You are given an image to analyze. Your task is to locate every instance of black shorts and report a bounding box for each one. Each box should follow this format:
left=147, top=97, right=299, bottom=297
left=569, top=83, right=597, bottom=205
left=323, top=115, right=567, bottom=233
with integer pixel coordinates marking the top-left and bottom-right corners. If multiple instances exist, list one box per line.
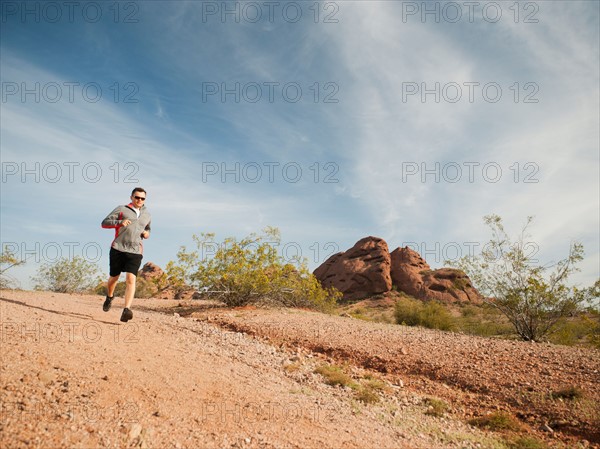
left=109, top=248, right=143, bottom=277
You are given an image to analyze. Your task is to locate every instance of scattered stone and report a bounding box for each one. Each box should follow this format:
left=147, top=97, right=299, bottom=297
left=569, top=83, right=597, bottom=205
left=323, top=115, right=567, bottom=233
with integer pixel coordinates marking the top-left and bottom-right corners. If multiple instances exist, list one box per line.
left=128, top=423, right=142, bottom=441
left=38, top=371, right=56, bottom=385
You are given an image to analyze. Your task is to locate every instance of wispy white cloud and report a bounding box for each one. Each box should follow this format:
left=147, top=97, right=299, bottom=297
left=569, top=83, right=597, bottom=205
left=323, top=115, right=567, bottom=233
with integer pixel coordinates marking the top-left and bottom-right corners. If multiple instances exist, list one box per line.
left=1, top=1, right=597, bottom=289
left=311, top=2, right=599, bottom=283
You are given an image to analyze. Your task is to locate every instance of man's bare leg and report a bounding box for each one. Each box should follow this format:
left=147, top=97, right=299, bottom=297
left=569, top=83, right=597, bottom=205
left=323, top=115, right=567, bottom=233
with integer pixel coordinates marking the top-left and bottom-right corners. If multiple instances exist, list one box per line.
left=103, top=274, right=120, bottom=312
left=124, top=272, right=136, bottom=309
left=107, top=275, right=119, bottom=297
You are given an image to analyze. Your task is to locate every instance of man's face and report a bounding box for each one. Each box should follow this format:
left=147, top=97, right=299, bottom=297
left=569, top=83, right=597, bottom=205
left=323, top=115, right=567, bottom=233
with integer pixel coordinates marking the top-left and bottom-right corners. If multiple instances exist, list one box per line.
left=131, top=191, right=146, bottom=208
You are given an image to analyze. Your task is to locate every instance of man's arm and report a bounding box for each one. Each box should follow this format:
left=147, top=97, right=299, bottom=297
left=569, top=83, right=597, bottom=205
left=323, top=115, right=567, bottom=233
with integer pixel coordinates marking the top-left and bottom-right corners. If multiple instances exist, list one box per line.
left=142, top=220, right=151, bottom=239
left=101, top=206, right=123, bottom=229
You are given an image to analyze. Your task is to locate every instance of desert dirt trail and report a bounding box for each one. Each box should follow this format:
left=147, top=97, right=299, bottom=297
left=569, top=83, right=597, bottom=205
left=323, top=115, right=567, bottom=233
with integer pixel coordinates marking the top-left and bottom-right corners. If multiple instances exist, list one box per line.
left=1, top=290, right=598, bottom=449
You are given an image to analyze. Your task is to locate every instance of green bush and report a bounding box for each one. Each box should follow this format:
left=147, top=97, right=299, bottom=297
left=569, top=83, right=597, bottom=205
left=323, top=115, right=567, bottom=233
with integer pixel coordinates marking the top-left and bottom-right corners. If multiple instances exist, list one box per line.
left=355, top=386, right=380, bottom=404
left=460, top=304, right=478, bottom=317
left=550, top=386, right=584, bottom=400
left=423, top=397, right=450, bottom=417
left=468, top=412, right=522, bottom=431
left=446, top=214, right=599, bottom=342
left=548, top=313, right=600, bottom=347
left=456, top=303, right=514, bottom=337
left=32, top=256, right=102, bottom=294
left=314, top=364, right=355, bottom=387
left=393, top=295, right=599, bottom=344
left=167, top=227, right=341, bottom=311
left=0, top=246, right=25, bottom=289
left=394, top=296, right=455, bottom=331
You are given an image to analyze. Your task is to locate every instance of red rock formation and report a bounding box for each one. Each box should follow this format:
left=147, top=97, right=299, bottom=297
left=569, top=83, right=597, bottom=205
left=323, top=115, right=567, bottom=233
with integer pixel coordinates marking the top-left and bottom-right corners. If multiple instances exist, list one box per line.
left=313, top=236, right=392, bottom=301
left=138, top=262, right=197, bottom=300
left=138, top=262, right=164, bottom=282
left=390, top=246, right=481, bottom=303
left=390, top=247, right=430, bottom=299
left=314, top=240, right=481, bottom=303
left=420, top=268, right=481, bottom=303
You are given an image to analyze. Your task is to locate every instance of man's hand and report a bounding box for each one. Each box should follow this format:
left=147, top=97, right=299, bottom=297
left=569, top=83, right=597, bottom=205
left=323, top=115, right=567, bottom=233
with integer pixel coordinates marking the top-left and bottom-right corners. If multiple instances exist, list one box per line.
left=141, top=231, right=149, bottom=239
left=121, top=219, right=131, bottom=227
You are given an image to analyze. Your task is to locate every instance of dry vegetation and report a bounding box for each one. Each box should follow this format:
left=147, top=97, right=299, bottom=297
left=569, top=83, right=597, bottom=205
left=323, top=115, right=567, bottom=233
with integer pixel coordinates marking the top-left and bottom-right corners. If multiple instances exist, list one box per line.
left=339, top=291, right=600, bottom=349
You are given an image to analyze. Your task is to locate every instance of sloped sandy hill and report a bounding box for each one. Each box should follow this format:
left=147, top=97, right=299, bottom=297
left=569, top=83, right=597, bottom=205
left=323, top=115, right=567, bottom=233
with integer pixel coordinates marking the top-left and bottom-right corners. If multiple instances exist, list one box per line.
left=1, top=290, right=598, bottom=448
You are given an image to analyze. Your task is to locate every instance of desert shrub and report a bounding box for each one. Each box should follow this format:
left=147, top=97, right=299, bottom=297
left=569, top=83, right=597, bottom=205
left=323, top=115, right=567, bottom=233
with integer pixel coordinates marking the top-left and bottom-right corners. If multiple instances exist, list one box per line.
left=355, top=386, right=380, bottom=404
left=455, top=302, right=599, bottom=346
left=394, top=296, right=455, bottom=331
left=588, top=305, right=600, bottom=340
left=375, top=312, right=394, bottom=324
left=423, top=397, right=450, bottom=417
left=456, top=303, right=514, bottom=337
left=0, top=246, right=25, bottom=289
left=348, top=307, right=372, bottom=321
left=460, top=304, right=478, bottom=317
left=32, top=256, right=102, bottom=294
left=283, top=362, right=301, bottom=373
left=314, top=364, right=355, bottom=388
left=468, top=412, right=522, bottom=431
left=550, top=386, right=584, bottom=400
left=361, top=376, right=389, bottom=394
left=547, top=312, right=600, bottom=347
left=447, top=215, right=599, bottom=342
left=394, top=296, right=425, bottom=326
left=167, top=227, right=341, bottom=311
left=419, top=301, right=455, bottom=331
left=355, top=375, right=388, bottom=404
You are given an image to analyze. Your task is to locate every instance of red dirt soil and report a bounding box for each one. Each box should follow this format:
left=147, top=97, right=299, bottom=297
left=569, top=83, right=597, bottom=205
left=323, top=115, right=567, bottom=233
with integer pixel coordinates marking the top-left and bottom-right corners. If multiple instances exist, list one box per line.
left=1, top=290, right=598, bottom=448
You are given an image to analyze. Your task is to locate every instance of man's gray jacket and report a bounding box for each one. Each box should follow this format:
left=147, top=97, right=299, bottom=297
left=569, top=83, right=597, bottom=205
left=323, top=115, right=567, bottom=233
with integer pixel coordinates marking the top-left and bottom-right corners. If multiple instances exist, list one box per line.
left=101, top=203, right=151, bottom=255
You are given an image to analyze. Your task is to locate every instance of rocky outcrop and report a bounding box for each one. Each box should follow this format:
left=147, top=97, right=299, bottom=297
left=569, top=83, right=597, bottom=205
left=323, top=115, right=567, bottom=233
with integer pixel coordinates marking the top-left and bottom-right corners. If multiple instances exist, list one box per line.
left=313, top=236, right=392, bottom=301
left=419, top=267, right=481, bottom=303
left=138, top=262, right=164, bottom=282
left=389, top=247, right=430, bottom=299
left=138, top=262, right=197, bottom=300
left=314, top=240, right=481, bottom=303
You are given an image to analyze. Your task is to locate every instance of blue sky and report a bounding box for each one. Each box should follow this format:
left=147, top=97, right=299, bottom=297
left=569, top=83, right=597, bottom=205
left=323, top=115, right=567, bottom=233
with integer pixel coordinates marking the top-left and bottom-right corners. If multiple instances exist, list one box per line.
left=1, top=1, right=599, bottom=290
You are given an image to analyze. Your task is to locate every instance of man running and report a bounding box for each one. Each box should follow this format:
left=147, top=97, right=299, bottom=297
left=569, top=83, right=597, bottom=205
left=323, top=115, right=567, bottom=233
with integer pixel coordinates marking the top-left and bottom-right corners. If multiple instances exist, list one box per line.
left=101, top=187, right=151, bottom=322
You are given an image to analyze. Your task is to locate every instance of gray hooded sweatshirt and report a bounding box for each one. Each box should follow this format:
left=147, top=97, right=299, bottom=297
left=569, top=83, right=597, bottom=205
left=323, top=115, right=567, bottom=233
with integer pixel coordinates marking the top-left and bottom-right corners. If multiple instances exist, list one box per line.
left=101, top=203, right=151, bottom=255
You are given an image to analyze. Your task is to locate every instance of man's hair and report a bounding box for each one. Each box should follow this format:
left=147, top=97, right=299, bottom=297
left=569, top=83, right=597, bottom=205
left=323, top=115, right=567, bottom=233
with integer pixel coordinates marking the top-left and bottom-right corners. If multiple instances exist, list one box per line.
left=131, top=187, right=146, bottom=196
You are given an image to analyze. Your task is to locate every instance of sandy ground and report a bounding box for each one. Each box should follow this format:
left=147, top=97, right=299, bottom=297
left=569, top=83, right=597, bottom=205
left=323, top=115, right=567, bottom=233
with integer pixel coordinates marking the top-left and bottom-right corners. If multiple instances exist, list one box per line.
left=1, top=290, right=598, bottom=449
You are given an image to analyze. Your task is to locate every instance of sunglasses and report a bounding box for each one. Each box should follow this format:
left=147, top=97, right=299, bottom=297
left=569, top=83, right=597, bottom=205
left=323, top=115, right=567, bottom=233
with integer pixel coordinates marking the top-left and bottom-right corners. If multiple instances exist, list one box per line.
left=134, top=196, right=146, bottom=201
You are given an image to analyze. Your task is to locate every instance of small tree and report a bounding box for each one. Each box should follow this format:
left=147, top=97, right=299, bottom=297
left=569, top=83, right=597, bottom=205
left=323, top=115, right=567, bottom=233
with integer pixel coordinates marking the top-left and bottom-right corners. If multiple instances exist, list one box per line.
left=167, top=227, right=341, bottom=311
left=0, top=246, right=25, bottom=289
left=447, top=215, right=599, bottom=342
left=33, top=256, right=102, bottom=294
